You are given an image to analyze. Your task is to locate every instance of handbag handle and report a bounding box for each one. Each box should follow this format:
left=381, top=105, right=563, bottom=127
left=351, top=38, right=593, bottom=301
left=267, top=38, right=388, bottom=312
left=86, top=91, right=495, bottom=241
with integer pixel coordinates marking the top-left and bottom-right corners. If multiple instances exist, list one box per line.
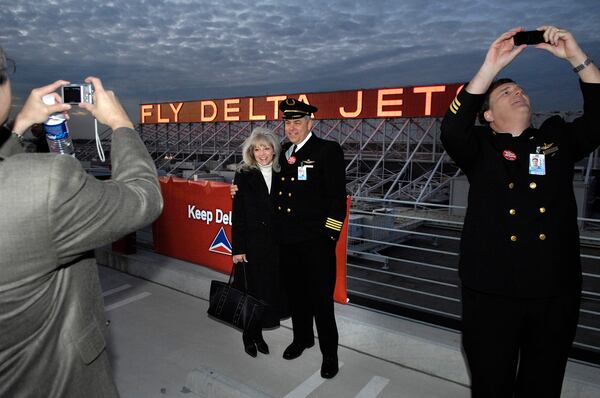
left=228, top=262, right=249, bottom=292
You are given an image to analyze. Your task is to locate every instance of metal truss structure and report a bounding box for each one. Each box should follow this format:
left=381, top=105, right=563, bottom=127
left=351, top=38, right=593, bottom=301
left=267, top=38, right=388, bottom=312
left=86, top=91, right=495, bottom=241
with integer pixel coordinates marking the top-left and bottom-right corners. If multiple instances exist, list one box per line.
left=76, top=111, right=597, bottom=205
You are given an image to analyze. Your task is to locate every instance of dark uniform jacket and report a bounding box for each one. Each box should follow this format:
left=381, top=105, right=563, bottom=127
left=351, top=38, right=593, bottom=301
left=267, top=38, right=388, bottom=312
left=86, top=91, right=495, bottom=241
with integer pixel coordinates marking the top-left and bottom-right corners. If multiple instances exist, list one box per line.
left=441, top=81, right=600, bottom=298
left=273, top=134, right=347, bottom=244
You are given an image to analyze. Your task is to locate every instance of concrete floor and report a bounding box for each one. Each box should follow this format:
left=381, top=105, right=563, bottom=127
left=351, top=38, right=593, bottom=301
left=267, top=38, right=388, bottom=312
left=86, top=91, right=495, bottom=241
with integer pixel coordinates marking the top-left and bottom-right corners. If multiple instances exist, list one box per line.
left=97, top=245, right=600, bottom=398
left=100, top=266, right=469, bottom=398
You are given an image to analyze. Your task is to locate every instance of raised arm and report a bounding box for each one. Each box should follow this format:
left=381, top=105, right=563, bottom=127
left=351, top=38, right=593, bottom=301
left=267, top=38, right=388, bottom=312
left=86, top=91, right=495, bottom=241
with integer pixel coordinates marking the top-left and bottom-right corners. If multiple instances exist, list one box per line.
left=535, top=26, right=600, bottom=84
left=467, top=27, right=526, bottom=94
left=49, top=77, right=162, bottom=264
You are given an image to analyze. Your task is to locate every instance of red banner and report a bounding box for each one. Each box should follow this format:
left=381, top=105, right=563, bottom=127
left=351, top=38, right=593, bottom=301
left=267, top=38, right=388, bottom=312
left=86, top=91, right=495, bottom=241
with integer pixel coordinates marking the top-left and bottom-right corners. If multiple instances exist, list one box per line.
left=140, top=83, right=464, bottom=124
left=152, top=177, right=350, bottom=303
left=153, top=177, right=234, bottom=273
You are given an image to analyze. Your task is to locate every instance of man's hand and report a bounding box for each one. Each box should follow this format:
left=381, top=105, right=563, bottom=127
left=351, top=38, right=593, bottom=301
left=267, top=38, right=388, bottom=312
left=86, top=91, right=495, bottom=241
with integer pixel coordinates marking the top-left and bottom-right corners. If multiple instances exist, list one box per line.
left=233, top=254, right=247, bottom=263
left=536, top=26, right=582, bottom=61
left=483, top=27, right=526, bottom=72
left=535, top=26, right=600, bottom=84
left=79, top=76, right=134, bottom=131
left=467, top=27, right=526, bottom=95
left=12, top=80, right=71, bottom=135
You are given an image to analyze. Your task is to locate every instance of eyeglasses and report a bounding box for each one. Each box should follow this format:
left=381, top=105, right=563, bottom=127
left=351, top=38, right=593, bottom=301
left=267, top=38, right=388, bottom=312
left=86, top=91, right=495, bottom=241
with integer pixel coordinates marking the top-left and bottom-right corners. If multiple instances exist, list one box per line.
left=0, top=58, right=16, bottom=85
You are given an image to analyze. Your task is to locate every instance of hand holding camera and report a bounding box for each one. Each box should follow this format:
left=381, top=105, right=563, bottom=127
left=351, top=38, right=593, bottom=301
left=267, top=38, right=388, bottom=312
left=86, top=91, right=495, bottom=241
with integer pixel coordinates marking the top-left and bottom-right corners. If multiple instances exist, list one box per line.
left=78, top=76, right=133, bottom=131
left=12, top=80, right=71, bottom=135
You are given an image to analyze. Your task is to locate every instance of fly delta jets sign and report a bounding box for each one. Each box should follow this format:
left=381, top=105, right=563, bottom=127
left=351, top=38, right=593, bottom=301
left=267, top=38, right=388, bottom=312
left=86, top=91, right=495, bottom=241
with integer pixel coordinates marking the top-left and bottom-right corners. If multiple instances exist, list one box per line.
left=140, top=83, right=464, bottom=124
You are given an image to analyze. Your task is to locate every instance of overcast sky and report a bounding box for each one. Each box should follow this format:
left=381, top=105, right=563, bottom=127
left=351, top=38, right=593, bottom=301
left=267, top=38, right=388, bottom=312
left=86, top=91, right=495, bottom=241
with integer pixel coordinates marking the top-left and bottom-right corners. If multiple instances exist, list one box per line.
left=2, top=0, right=599, bottom=138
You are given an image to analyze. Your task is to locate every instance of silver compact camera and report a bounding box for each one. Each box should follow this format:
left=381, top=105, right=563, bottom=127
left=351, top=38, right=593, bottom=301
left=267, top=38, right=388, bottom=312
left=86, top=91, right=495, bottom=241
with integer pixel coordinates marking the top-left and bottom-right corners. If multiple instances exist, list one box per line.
left=61, top=83, right=94, bottom=104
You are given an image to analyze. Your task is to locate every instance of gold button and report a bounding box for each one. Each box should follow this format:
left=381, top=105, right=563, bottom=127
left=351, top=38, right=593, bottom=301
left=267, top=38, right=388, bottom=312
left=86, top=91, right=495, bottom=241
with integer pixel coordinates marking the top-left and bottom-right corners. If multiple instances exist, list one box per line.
left=287, top=208, right=291, bottom=213
left=279, top=191, right=283, bottom=196
left=539, top=234, right=546, bottom=241
left=509, top=209, right=516, bottom=215
left=510, top=235, right=517, bottom=242
left=281, top=177, right=285, bottom=181
left=291, top=177, right=295, bottom=181
left=539, top=207, right=546, bottom=213
left=529, top=182, right=537, bottom=189
left=288, top=193, right=292, bottom=197
left=508, top=182, right=515, bottom=189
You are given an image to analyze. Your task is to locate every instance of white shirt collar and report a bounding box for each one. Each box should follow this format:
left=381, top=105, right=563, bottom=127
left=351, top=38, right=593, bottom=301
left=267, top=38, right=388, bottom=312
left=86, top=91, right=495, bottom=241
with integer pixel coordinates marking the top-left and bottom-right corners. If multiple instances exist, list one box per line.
left=294, top=131, right=312, bottom=151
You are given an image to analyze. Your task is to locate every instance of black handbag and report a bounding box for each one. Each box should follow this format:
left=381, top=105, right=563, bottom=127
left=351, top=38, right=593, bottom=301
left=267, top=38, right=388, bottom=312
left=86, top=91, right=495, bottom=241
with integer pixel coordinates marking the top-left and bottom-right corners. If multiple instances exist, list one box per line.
left=207, top=263, right=267, bottom=332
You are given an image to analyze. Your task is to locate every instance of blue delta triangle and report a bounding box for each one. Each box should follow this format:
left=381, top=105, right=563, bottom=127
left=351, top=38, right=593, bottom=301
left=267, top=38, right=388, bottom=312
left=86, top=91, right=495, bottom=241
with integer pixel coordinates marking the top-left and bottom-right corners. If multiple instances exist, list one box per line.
left=209, top=226, right=233, bottom=255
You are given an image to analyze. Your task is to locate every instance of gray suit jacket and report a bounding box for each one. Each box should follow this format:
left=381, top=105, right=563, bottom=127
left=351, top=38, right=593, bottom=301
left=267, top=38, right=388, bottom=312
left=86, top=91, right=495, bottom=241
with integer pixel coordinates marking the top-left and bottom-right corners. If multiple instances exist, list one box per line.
left=0, top=128, right=163, bottom=397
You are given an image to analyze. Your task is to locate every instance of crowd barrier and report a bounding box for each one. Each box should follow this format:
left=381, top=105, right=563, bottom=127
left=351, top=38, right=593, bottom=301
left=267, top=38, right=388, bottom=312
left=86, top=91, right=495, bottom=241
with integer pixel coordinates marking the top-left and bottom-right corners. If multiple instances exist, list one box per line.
left=152, top=176, right=350, bottom=303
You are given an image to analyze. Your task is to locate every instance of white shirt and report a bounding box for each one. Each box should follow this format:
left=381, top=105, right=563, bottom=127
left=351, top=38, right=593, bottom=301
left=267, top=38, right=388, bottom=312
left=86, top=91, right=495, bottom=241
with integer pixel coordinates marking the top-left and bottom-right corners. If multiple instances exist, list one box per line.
left=259, top=163, right=272, bottom=193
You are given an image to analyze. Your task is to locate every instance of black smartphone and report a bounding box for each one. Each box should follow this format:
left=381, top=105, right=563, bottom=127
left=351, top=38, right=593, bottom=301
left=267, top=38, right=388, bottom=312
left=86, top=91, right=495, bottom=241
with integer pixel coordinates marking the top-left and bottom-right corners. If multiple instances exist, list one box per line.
left=513, top=30, right=546, bottom=46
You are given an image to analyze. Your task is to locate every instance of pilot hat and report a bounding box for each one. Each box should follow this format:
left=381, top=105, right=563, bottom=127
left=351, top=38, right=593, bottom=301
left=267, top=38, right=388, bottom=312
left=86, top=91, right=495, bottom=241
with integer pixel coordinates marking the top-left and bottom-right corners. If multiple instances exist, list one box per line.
left=279, top=98, right=318, bottom=119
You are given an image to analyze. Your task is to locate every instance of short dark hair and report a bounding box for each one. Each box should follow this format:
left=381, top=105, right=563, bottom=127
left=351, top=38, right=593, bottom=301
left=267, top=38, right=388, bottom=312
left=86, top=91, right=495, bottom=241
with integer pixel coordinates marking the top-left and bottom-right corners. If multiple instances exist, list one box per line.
left=478, top=78, right=515, bottom=125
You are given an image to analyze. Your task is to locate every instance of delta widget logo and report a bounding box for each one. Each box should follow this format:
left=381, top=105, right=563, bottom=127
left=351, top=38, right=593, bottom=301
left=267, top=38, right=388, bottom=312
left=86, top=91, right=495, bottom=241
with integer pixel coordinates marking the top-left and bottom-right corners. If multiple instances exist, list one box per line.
left=208, top=226, right=232, bottom=255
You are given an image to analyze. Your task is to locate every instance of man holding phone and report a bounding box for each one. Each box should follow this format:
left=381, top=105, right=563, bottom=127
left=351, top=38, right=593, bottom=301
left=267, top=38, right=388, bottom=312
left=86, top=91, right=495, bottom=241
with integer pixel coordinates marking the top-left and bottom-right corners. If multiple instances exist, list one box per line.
left=441, top=26, right=600, bottom=397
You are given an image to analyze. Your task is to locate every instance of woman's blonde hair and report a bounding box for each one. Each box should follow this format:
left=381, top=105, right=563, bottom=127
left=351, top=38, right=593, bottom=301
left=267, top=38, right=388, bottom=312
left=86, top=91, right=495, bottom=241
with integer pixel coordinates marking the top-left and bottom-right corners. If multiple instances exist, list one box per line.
left=239, top=127, right=281, bottom=172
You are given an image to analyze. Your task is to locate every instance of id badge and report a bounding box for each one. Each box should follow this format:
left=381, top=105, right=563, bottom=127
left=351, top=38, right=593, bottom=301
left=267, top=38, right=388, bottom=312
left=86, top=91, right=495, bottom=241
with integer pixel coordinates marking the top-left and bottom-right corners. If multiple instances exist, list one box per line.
left=529, top=154, right=546, bottom=175
left=298, top=166, right=307, bottom=180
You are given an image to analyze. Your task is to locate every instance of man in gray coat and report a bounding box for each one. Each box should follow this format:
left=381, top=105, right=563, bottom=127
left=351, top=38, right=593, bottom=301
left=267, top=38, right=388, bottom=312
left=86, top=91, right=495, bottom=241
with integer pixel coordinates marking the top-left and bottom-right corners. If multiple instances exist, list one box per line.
left=0, top=46, right=163, bottom=397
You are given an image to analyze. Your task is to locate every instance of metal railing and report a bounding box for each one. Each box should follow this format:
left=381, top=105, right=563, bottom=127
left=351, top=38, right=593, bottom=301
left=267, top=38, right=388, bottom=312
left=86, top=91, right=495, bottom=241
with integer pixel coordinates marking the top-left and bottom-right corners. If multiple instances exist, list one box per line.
left=346, top=196, right=600, bottom=358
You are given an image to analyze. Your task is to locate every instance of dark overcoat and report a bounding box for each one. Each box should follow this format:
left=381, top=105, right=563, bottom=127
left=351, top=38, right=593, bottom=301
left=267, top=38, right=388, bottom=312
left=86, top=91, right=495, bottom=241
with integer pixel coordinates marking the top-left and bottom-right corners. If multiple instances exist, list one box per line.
left=232, top=167, right=284, bottom=327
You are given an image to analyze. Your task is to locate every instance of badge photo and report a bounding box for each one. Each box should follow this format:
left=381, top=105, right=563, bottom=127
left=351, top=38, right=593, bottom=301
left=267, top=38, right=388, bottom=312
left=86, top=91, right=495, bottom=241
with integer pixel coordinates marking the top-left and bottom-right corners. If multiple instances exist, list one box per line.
left=298, top=165, right=307, bottom=181
left=529, top=154, right=546, bottom=175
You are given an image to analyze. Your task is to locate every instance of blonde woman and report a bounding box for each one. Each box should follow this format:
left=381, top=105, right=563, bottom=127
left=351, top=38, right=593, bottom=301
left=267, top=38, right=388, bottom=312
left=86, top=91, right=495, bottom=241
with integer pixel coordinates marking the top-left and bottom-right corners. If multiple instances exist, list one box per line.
left=232, top=127, right=286, bottom=357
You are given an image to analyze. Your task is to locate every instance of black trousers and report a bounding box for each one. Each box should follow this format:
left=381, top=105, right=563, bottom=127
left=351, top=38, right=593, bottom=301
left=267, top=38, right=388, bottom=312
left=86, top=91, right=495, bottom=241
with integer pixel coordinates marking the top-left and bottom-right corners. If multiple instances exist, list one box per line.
left=461, top=287, right=580, bottom=398
left=280, top=237, right=338, bottom=357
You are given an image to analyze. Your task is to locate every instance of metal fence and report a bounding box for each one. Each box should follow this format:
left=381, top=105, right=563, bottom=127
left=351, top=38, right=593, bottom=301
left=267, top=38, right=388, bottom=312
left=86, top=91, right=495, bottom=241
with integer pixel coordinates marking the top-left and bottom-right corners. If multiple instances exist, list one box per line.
left=346, top=196, right=600, bottom=362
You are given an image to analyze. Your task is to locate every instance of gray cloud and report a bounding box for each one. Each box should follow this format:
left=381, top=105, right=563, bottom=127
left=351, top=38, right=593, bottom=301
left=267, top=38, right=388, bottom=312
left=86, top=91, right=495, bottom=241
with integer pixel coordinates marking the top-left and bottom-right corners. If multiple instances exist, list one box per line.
left=2, top=0, right=599, bottom=138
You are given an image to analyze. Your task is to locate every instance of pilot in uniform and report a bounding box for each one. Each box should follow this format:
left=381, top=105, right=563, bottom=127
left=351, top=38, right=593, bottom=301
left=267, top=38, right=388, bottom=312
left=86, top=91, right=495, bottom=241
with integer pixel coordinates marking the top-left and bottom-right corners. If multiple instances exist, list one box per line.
left=273, top=98, right=347, bottom=379
left=440, top=26, right=600, bottom=397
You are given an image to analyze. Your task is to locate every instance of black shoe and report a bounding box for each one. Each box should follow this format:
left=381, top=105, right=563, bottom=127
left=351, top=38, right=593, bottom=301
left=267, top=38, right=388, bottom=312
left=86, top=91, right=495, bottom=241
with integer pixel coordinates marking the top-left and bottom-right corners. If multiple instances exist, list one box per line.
left=243, top=331, right=257, bottom=358
left=255, top=335, right=269, bottom=355
left=282, top=340, right=315, bottom=360
left=320, top=356, right=339, bottom=379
